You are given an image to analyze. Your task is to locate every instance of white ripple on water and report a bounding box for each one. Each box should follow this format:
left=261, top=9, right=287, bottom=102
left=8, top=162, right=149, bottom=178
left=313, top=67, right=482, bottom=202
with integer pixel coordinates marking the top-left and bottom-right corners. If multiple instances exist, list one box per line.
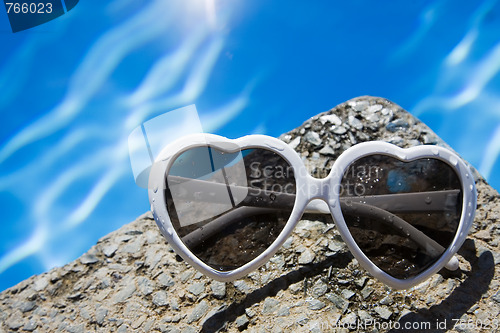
left=200, top=89, right=253, bottom=133
left=148, top=36, right=225, bottom=110
left=64, top=165, right=128, bottom=229
left=32, top=130, right=137, bottom=230
left=412, top=0, right=500, bottom=114
left=0, top=139, right=129, bottom=274
left=445, top=29, right=478, bottom=67
left=388, top=0, right=443, bottom=64
left=0, top=225, right=48, bottom=275
left=445, top=0, right=498, bottom=66
left=0, top=127, right=112, bottom=191
left=413, top=40, right=500, bottom=114
left=33, top=151, right=113, bottom=225
left=125, top=26, right=210, bottom=108
left=449, top=42, right=500, bottom=108
left=0, top=0, right=173, bottom=165
left=125, top=35, right=226, bottom=130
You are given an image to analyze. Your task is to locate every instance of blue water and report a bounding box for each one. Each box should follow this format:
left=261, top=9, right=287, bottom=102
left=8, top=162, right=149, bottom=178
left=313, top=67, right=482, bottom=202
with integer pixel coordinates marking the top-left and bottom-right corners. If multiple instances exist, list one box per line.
left=1, top=0, right=500, bottom=291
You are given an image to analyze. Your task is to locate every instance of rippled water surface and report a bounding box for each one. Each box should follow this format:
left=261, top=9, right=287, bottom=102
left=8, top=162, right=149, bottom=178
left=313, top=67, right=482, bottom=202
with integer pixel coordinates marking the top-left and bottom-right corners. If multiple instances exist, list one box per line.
left=1, top=0, right=499, bottom=291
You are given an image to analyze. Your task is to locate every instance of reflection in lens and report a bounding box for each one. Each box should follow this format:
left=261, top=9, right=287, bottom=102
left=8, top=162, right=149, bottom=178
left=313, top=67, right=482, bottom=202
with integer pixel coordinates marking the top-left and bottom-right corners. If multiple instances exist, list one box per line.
left=340, top=155, right=462, bottom=280
left=165, top=146, right=296, bottom=271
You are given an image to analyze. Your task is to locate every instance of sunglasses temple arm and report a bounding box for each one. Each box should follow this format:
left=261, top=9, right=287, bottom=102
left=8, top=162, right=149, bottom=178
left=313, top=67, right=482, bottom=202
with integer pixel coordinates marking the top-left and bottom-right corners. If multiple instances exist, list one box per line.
left=181, top=201, right=459, bottom=271
left=168, top=175, right=459, bottom=213
left=338, top=190, right=461, bottom=214
left=180, top=206, right=459, bottom=271
left=169, top=176, right=459, bottom=269
left=181, top=206, right=280, bottom=248
left=340, top=201, right=459, bottom=271
left=167, top=175, right=295, bottom=210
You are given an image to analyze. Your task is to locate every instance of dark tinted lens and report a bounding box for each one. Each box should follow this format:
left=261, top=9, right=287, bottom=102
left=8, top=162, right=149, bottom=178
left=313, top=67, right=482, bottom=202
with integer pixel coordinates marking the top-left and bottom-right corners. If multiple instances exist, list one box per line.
left=165, top=146, right=296, bottom=271
left=340, top=155, right=462, bottom=279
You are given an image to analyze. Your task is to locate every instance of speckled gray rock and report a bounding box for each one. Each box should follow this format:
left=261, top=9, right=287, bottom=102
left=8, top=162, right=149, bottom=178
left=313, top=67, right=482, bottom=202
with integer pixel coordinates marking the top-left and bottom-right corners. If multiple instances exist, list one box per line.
left=210, top=281, right=226, bottom=300
left=1, top=96, right=499, bottom=333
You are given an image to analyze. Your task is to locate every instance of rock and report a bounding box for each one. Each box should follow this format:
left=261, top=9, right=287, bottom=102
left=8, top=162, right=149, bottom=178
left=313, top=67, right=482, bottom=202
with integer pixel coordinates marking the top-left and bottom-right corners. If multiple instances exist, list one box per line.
left=355, top=276, right=367, bottom=288
left=210, top=281, right=226, bottom=299
left=180, top=270, right=194, bottom=283
left=328, top=240, right=344, bottom=253
left=380, top=295, right=394, bottom=305
left=357, top=310, right=373, bottom=323
left=18, top=301, right=36, bottom=313
left=340, top=312, right=357, bottom=327
left=311, top=279, right=328, bottom=298
left=388, top=135, right=404, bottom=146
left=374, top=306, right=392, bottom=320
left=121, top=238, right=144, bottom=253
left=113, top=281, right=136, bottom=303
left=319, top=114, right=342, bottom=125
left=492, top=291, right=500, bottom=304
left=262, top=298, right=280, bottom=314
left=332, top=125, right=347, bottom=135
left=361, top=286, right=374, bottom=300
left=157, top=273, right=175, bottom=288
left=351, top=100, right=369, bottom=112
left=296, top=313, right=309, bottom=326
left=102, top=244, right=118, bottom=257
left=386, top=118, right=409, bottom=132
left=0, top=96, right=499, bottom=333
left=298, top=249, right=315, bottom=264
left=23, top=320, right=38, bottom=331
left=289, top=281, right=303, bottom=294
left=341, top=289, right=355, bottom=300
left=233, top=280, right=251, bottom=294
left=245, top=308, right=256, bottom=318
left=67, top=323, right=85, bottom=333
left=318, top=145, right=336, bottom=156
left=6, top=313, right=23, bottom=330
left=80, top=253, right=99, bottom=265
left=304, top=131, right=322, bottom=146
left=288, top=136, right=301, bottom=149
left=307, top=299, right=326, bottom=310
left=475, top=229, right=492, bottom=240
left=326, top=293, right=349, bottom=312
left=423, top=133, right=438, bottom=144
left=33, top=276, right=49, bottom=291
left=152, top=291, right=168, bottom=307
left=277, top=306, right=290, bottom=316
left=235, top=314, right=249, bottom=329
left=187, top=282, right=205, bottom=296
left=137, top=276, right=154, bottom=296
left=187, top=300, right=209, bottom=323
left=348, top=115, right=363, bottom=130
left=96, top=307, right=108, bottom=325
left=368, top=104, right=383, bottom=113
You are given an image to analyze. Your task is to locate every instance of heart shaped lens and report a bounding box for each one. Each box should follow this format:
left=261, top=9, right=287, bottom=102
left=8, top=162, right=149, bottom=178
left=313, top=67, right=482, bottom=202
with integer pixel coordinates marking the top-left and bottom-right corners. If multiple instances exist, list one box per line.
left=165, top=146, right=296, bottom=271
left=340, top=155, right=462, bottom=279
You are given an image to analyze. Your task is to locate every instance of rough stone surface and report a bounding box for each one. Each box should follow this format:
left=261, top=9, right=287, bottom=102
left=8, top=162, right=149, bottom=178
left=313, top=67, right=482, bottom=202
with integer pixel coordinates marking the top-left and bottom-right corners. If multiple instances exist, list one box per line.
left=1, top=96, right=499, bottom=332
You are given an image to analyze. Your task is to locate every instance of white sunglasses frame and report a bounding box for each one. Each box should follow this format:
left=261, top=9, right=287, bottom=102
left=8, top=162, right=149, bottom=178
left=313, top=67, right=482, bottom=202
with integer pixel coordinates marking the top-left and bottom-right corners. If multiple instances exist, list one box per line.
left=148, top=133, right=477, bottom=290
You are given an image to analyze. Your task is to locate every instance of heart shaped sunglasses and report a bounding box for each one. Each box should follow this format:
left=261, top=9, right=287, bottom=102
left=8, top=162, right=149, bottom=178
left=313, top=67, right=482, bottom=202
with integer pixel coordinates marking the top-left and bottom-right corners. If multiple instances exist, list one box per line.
left=147, top=133, right=476, bottom=289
